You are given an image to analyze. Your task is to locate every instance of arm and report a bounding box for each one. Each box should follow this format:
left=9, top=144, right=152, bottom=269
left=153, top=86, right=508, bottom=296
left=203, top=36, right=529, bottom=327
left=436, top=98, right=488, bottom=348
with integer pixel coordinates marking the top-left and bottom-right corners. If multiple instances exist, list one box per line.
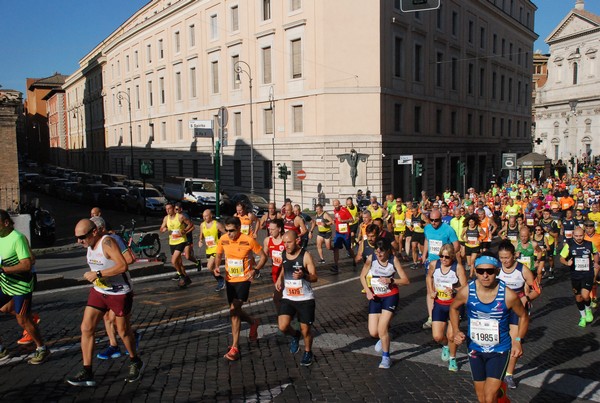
left=181, top=215, right=194, bottom=236
left=505, top=287, right=530, bottom=358
left=159, top=216, right=168, bottom=232
left=422, top=238, right=429, bottom=263
left=425, top=261, right=436, bottom=299
left=359, top=256, right=374, bottom=300
left=84, top=237, right=128, bottom=282
left=296, top=216, right=308, bottom=237
left=522, top=268, right=540, bottom=302
left=198, top=223, right=205, bottom=247
left=297, top=251, right=318, bottom=283
left=250, top=213, right=259, bottom=237
left=1, top=257, right=32, bottom=275
left=455, top=262, right=468, bottom=289
left=392, top=257, right=410, bottom=286
left=450, top=286, right=469, bottom=345
left=355, top=240, right=365, bottom=264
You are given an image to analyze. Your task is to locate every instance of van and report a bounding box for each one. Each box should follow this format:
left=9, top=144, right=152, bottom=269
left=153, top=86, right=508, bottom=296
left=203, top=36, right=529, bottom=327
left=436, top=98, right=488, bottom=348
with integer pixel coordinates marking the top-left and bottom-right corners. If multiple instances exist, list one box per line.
left=101, top=173, right=128, bottom=187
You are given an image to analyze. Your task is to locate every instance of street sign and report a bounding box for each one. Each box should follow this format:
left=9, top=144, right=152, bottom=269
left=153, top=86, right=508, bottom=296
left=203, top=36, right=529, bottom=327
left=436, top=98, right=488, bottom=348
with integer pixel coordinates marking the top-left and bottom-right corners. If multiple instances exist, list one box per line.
left=218, top=107, right=228, bottom=128
left=398, top=155, right=413, bottom=165
left=189, top=120, right=213, bottom=129
left=400, top=0, right=440, bottom=12
left=297, top=169, right=306, bottom=181
left=502, top=153, right=517, bottom=170
left=194, top=128, right=213, bottom=138
left=139, top=160, right=154, bottom=179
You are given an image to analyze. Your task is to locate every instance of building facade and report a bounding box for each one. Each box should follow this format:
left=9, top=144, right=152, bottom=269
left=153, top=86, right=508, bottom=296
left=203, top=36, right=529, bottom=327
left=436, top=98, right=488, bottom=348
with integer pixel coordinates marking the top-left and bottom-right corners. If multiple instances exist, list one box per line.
left=533, top=0, right=600, bottom=165
left=69, top=0, right=536, bottom=206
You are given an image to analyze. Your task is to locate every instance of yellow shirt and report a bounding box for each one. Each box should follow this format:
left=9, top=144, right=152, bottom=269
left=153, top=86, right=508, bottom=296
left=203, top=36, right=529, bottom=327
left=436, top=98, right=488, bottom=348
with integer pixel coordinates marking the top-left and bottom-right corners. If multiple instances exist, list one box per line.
left=588, top=212, right=600, bottom=234
left=392, top=211, right=406, bottom=232
left=201, top=220, right=219, bottom=255
left=167, top=213, right=186, bottom=245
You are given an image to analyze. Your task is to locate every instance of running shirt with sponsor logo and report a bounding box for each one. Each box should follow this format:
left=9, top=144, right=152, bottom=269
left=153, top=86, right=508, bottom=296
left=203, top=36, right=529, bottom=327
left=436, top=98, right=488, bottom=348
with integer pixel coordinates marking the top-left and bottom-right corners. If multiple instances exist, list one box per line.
left=0, top=230, right=33, bottom=296
left=217, top=233, right=263, bottom=282
left=88, top=235, right=132, bottom=295
left=281, top=249, right=314, bottom=301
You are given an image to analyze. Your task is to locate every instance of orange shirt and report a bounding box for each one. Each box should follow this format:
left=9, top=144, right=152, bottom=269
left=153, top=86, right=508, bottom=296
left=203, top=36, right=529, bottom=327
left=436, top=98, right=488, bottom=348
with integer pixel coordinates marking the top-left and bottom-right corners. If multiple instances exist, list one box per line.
left=235, top=213, right=254, bottom=235
left=217, top=233, right=263, bottom=282
left=585, top=233, right=600, bottom=252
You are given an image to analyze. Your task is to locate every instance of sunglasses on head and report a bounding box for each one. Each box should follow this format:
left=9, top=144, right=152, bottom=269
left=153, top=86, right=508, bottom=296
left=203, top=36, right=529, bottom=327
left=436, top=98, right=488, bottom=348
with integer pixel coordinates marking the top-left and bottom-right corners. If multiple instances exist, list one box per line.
left=76, top=228, right=94, bottom=240
left=475, top=268, right=497, bottom=276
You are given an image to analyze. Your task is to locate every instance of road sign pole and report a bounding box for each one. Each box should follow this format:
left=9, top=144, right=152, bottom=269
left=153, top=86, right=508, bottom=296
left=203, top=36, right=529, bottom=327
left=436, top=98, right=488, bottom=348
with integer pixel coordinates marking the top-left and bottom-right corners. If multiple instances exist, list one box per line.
left=215, top=139, right=221, bottom=219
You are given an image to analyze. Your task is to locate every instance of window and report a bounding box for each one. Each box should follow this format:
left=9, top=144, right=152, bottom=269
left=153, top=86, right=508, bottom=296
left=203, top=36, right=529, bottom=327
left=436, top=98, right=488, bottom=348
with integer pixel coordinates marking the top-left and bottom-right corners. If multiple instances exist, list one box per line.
left=177, top=119, right=183, bottom=140
left=126, top=55, right=130, bottom=72
left=211, top=14, right=218, bottom=39
left=161, top=121, right=167, bottom=141
left=467, top=113, right=473, bottom=135
left=262, top=46, right=272, bottom=84
left=493, top=34, right=497, bottom=54
left=414, top=106, right=422, bottom=133
left=231, top=6, right=239, bottom=31
left=451, top=58, right=457, bottom=90
left=148, top=80, right=153, bottom=107
left=290, top=0, right=301, bottom=12
left=262, top=0, right=271, bottom=21
left=292, top=161, right=302, bottom=191
left=480, top=27, right=485, bottom=49
left=509, top=43, right=513, bottom=61
left=468, top=63, right=474, bottom=94
left=500, top=75, right=505, bottom=101
left=174, top=31, right=180, bottom=53
left=232, top=55, right=240, bottom=90
left=189, top=24, right=196, bottom=47
left=211, top=61, right=219, bottom=93
left=234, top=160, right=241, bottom=186
left=501, top=39, right=505, bottom=57
left=492, top=117, right=496, bottom=136
left=158, top=39, right=164, bottom=59
left=479, top=115, right=483, bottom=136
left=414, top=44, right=422, bottom=82
left=264, top=109, right=273, bottom=134
left=263, top=160, right=272, bottom=189
left=516, top=120, right=521, bottom=137
left=518, top=47, right=522, bottom=66
left=436, top=52, right=443, bottom=87
left=452, top=11, right=457, bottom=36
left=134, top=50, right=139, bottom=68
left=435, top=109, right=442, bottom=134
left=175, top=72, right=182, bottom=101
left=517, top=81, right=522, bottom=105
left=451, top=111, right=457, bottom=135
left=159, top=77, right=165, bottom=104
left=468, top=20, right=474, bottom=43
left=137, top=125, right=142, bottom=143
left=147, top=44, right=152, bottom=63
left=135, top=85, right=140, bottom=109
left=394, top=37, right=403, bottom=78
left=292, top=105, right=303, bottom=132
left=573, top=62, right=578, bottom=84
left=508, top=78, right=513, bottom=102
left=479, top=68, right=485, bottom=97
left=394, top=103, right=402, bottom=132
left=492, top=72, right=497, bottom=99
left=291, top=39, right=302, bottom=79
left=190, top=67, right=197, bottom=98
left=500, top=118, right=504, bottom=137
left=234, top=112, right=241, bottom=136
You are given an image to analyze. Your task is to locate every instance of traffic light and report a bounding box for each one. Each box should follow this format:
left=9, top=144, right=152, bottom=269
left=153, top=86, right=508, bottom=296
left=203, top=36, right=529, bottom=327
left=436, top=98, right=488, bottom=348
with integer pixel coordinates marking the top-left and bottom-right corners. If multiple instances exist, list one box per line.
left=457, top=161, right=466, bottom=176
left=400, top=0, right=440, bottom=12
left=414, top=160, right=423, bottom=177
left=278, top=164, right=290, bottom=180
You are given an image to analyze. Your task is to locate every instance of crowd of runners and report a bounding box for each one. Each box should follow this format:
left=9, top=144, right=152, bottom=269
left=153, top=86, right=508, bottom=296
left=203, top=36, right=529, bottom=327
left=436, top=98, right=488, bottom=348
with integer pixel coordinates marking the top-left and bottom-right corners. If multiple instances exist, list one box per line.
left=1, top=168, right=600, bottom=401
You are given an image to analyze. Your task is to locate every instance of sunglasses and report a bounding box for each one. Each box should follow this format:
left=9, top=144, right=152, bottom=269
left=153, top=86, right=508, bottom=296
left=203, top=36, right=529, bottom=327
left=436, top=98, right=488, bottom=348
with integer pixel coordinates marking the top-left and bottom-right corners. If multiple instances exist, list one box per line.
left=475, top=268, right=497, bottom=276
left=431, top=218, right=441, bottom=223
left=76, top=228, right=94, bottom=240
left=225, top=228, right=238, bottom=233
left=584, top=225, right=595, bottom=228
left=439, top=254, right=451, bottom=259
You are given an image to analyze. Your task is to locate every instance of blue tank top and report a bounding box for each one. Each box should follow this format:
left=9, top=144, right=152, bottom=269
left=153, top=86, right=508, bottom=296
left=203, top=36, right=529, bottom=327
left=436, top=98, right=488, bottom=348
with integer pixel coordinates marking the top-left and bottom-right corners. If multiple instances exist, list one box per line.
left=466, top=280, right=511, bottom=353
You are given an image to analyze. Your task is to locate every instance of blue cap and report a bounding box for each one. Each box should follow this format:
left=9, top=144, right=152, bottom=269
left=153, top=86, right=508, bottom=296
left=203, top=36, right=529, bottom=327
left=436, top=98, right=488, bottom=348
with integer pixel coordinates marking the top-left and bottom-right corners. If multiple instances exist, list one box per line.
left=475, top=255, right=500, bottom=268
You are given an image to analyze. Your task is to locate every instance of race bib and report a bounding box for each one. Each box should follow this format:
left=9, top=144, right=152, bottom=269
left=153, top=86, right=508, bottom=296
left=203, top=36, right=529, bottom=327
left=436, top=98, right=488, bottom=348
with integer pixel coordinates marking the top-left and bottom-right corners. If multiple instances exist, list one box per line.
left=565, top=230, right=573, bottom=239
left=227, top=259, right=244, bottom=277
left=338, top=223, right=348, bottom=233
left=405, top=219, right=412, bottom=226
left=205, top=236, right=216, bottom=248
left=517, top=256, right=532, bottom=269
left=435, top=281, right=454, bottom=301
left=508, top=235, right=518, bottom=242
left=285, top=279, right=304, bottom=296
left=467, top=236, right=478, bottom=244
left=574, top=257, right=590, bottom=272
left=171, top=229, right=181, bottom=239
left=241, top=224, right=250, bottom=234
left=317, top=219, right=324, bottom=227
left=429, top=239, right=442, bottom=256
left=413, top=222, right=421, bottom=228
left=271, top=250, right=283, bottom=266
left=395, top=219, right=404, bottom=227
left=526, top=218, right=534, bottom=226
left=470, top=318, right=499, bottom=347
left=371, top=277, right=390, bottom=295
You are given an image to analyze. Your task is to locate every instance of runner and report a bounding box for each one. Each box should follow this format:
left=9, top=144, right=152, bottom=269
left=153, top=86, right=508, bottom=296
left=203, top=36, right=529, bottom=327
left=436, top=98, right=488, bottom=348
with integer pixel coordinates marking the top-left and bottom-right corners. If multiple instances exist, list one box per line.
left=160, top=203, right=193, bottom=287
left=214, top=217, right=268, bottom=361
left=409, top=205, right=427, bottom=269
left=426, top=244, right=467, bottom=372
left=282, top=203, right=307, bottom=241
left=477, top=208, right=497, bottom=253
left=559, top=227, right=599, bottom=327
left=263, top=218, right=285, bottom=309
left=497, top=240, right=540, bottom=389
left=390, top=202, right=408, bottom=259
left=450, top=206, right=466, bottom=265
left=175, top=203, right=201, bottom=271
left=462, top=214, right=486, bottom=278
left=67, top=219, right=143, bottom=386
left=583, top=219, right=600, bottom=309
left=234, top=202, right=259, bottom=237
left=331, top=199, right=356, bottom=273
left=0, top=210, right=50, bottom=364
left=346, top=197, right=360, bottom=248
left=309, top=204, right=333, bottom=264
left=515, top=226, right=542, bottom=283
left=198, top=209, right=226, bottom=292
left=539, top=209, right=560, bottom=279
left=276, top=231, right=318, bottom=366
left=359, top=238, right=409, bottom=369
left=293, top=204, right=311, bottom=250
left=259, top=202, right=281, bottom=237
left=450, top=254, right=529, bottom=403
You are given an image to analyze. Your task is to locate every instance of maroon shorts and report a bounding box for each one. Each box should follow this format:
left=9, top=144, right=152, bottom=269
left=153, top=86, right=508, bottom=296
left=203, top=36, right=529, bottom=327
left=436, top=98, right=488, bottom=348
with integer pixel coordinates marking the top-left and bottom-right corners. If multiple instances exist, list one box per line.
left=87, top=288, right=133, bottom=317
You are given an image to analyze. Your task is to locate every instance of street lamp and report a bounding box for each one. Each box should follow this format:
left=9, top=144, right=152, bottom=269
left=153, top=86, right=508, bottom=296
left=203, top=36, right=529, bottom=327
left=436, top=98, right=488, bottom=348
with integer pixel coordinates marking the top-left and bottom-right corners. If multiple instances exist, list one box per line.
left=267, top=86, right=275, bottom=202
left=234, top=60, right=254, bottom=194
left=117, top=91, right=134, bottom=179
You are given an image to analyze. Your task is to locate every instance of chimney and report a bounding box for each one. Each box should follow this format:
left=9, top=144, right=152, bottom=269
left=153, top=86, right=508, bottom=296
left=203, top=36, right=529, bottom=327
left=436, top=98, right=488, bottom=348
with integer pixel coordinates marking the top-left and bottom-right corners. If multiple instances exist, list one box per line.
left=575, top=0, right=584, bottom=11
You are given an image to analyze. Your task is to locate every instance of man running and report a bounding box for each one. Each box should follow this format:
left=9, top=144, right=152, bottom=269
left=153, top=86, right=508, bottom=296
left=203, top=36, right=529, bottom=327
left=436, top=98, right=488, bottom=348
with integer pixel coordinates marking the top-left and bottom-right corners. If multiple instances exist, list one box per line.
left=331, top=199, right=356, bottom=273
left=276, top=231, right=318, bottom=366
left=199, top=209, right=226, bottom=292
left=309, top=203, right=334, bottom=264
left=0, top=210, right=50, bottom=364
left=215, top=217, right=268, bottom=361
left=160, top=203, right=194, bottom=287
left=67, top=219, right=143, bottom=386
left=175, top=203, right=201, bottom=271
left=264, top=218, right=286, bottom=309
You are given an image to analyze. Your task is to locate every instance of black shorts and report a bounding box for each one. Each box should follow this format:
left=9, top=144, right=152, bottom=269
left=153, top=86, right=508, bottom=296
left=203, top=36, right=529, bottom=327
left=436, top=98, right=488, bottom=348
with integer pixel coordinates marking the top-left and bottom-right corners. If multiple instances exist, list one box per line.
left=170, top=243, right=186, bottom=254
left=226, top=281, right=252, bottom=304
left=349, top=223, right=359, bottom=235
left=481, top=242, right=491, bottom=250
left=206, top=252, right=216, bottom=258
left=279, top=298, right=316, bottom=325
left=404, top=229, right=413, bottom=237
left=394, top=230, right=405, bottom=236
left=571, top=275, right=595, bottom=295
left=411, top=232, right=425, bottom=245
left=317, top=231, right=332, bottom=240
left=465, top=245, right=481, bottom=255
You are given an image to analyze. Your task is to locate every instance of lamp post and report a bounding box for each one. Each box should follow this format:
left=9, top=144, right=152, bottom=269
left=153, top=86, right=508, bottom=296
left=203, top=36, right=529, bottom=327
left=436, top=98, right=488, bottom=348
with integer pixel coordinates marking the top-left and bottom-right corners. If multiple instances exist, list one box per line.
left=267, top=86, right=275, bottom=202
left=234, top=60, right=254, bottom=194
left=117, top=91, right=134, bottom=179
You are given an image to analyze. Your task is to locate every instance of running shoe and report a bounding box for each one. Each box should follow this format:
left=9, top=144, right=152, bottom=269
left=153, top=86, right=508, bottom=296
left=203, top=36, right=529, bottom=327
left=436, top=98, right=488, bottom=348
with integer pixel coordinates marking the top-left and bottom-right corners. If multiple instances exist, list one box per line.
left=171, top=273, right=182, bottom=281
left=249, top=319, right=260, bottom=341
left=422, top=317, right=433, bottom=329
left=97, top=345, right=122, bottom=360
left=378, top=356, right=391, bottom=369
left=504, top=375, right=516, bottom=389
left=0, top=348, right=9, bottom=361
left=17, top=331, right=34, bottom=345
left=178, top=275, right=188, bottom=288
left=441, top=346, right=450, bottom=362
left=318, top=259, right=326, bottom=264
left=28, top=347, right=50, bottom=365
left=224, top=346, right=240, bottom=361
left=184, top=275, right=192, bottom=286
left=448, top=358, right=458, bottom=372
left=214, top=280, right=226, bottom=292
left=547, top=271, right=555, bottom=280
left=374, top=339, right=382, bottom=353
left=67, top=369, right=96, bottom=387
left=579, top=316, right=587, bottom=327
left=289, top=335, right=300, bottom=354
left=585, top=309, right=594, bottom=323
left=300, top=351, right=313, bottom=366
left=330, top=265, right=339, bottom=274
left=125, top=358, right=145, bottom=383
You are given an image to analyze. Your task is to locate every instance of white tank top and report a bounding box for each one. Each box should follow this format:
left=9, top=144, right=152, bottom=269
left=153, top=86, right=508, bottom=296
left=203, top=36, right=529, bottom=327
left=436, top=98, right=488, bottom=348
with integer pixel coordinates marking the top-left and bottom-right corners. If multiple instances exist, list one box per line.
left=87, top=235, right=132, bottom=295
left=497, top=263, right=525, bottom=294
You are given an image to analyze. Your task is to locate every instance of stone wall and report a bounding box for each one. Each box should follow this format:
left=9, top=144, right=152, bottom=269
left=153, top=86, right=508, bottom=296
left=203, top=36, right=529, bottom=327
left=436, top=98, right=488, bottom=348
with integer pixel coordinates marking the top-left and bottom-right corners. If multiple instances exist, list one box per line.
left=0, top=90, right=22, bottom=210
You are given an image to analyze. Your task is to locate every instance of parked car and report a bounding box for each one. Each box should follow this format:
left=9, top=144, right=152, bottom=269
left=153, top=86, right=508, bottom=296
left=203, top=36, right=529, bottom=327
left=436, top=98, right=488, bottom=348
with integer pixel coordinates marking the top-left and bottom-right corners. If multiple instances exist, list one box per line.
left=123, top=187, right=167, bottom=214
left=46, top=178, right=69, bottom=194
left=123, top=179, right=145, bottom=189
left=21, top=173, right=40, bottom=189
left=81, top=184, right=109, bottom=205
left=102, top=173, right=128, bottom=187
left=69, top=183, right=87, bottom=203
left=98, top=187, right=129, bottom=210
left=222, top=193, right=270, bottom=217
left=37, top=176, right=59, bottom=193
left=56, top=181, right=79, bottom=200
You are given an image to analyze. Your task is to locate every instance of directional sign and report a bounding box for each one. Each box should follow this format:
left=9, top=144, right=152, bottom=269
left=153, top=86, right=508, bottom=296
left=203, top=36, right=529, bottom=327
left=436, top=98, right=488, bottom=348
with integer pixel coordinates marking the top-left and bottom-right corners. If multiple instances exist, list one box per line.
left=398, top=155, right=413, bottom=165
left=189, top=120, right=213, bottom=129
left=297, top=169, right=307, bottom=181
left=194, top=128, right=214, bottom=138
left=502, top=153, right=517, bottom=170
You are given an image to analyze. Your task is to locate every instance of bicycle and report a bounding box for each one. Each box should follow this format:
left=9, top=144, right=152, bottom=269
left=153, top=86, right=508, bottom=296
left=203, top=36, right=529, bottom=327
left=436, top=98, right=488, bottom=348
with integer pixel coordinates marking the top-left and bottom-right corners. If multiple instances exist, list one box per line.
left=116, top=219, right=162, bottom=259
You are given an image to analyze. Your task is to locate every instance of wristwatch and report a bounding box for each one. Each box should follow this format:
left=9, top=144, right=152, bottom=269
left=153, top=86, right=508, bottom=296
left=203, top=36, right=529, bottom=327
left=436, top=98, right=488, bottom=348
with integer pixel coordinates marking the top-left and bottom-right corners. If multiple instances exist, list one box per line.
left=514, top=337, right=523, bottom=342
left=96, top=270, right=103, bottom=278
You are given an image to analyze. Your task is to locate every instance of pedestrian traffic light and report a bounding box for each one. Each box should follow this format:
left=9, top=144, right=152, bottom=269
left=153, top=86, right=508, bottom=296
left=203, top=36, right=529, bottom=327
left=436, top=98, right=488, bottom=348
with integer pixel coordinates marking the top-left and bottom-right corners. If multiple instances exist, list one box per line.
left=458, top=161, right=466, bottom=176
left=400, top=0, right=440, bottom=12
left=414, top=161, right=423, bottom=177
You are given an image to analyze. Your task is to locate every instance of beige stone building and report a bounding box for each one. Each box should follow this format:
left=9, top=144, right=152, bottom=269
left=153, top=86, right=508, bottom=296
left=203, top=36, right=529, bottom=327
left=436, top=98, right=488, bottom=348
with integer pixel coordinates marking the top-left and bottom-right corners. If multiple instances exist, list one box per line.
left=69, top=0, right=537, bottom=205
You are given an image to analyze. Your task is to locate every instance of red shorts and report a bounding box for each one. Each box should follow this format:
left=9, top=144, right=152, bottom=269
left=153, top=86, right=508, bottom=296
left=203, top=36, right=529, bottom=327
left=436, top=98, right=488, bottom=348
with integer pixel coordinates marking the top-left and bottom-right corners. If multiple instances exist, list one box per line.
left=272, top=265, right=282, bottom=284
left=87, top=288, right=133, bottom=317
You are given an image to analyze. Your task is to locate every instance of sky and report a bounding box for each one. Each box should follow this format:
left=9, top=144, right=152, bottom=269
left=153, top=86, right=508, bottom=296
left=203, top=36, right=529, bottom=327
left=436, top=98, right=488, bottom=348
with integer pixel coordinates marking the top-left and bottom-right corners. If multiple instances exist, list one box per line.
left=1, top=0, right=600, bottom=95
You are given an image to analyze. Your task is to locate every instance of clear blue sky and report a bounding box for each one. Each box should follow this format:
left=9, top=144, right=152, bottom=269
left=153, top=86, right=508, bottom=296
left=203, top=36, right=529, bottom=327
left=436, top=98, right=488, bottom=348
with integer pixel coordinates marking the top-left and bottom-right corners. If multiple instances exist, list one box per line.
left=1, top=0, right=599, bottom=95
